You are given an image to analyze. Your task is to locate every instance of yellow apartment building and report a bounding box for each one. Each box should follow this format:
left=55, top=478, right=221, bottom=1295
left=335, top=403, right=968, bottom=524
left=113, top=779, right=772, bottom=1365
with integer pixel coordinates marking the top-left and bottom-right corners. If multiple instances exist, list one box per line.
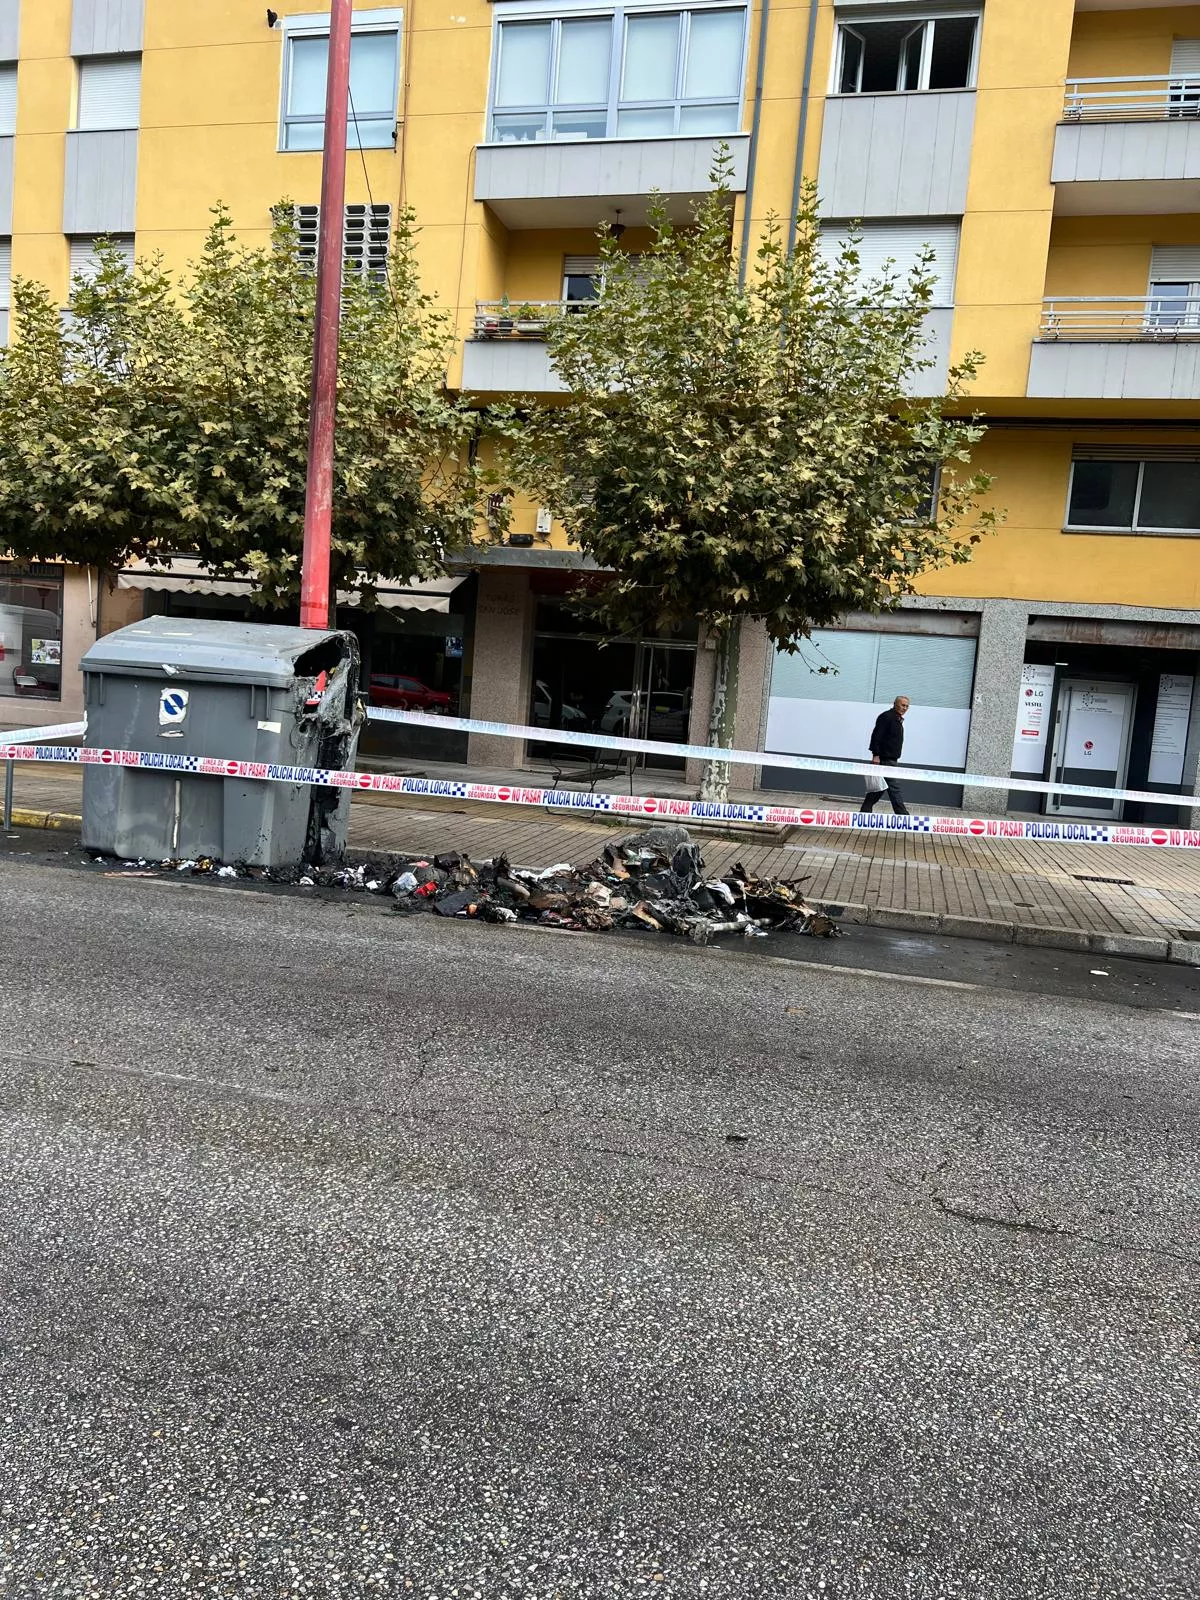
left=0, top=0, right=1198, bottom=819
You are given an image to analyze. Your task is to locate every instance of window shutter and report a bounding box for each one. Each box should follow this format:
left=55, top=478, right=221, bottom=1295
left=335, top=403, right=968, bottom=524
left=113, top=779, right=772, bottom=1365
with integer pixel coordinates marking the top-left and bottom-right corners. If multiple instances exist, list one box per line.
left=819, top=221, right=960, bottom=306
left=0, top=66, right=16, bottom=136
left=77, top=56, right=142, bottom=130
left=293, top=204, right=392, bottom=280
left=0, top=240, right=11, bottom=308
left=563, top=255, right=602, bottom=277
left=1170, top=39, right=1200, bottom=75
left=1150, top=245, right=1200, bottom=284
left=69, top=235, right=136, bottom=279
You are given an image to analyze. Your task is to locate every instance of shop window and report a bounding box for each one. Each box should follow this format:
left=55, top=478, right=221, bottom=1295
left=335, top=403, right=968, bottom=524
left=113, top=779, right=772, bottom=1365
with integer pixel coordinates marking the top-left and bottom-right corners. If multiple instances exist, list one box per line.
left=0, top=565, right=65, bottom=701
left=834, top=13, right=978, bottom=95
left=280, top=10, right=401, bottom=151
left=1067, top=456, right=1200, bottom=535
left=488, top=3, right=747, bottom=143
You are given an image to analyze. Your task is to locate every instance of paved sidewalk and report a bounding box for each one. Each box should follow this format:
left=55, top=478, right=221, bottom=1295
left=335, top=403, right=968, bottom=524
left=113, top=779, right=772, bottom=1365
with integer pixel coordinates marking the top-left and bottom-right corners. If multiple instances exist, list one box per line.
left=7, top=761, right=1200, bottom=962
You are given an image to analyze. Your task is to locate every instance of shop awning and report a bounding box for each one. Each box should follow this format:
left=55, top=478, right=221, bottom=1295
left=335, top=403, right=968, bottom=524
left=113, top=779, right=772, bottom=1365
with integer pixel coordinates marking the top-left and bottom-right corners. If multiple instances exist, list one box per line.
left=116, top=559, right=466, bottom=614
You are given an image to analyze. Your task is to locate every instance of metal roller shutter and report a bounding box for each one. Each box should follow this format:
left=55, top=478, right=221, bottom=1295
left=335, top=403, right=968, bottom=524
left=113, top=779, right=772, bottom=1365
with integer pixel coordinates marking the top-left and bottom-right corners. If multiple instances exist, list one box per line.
left=1149, top=245, right=1200, bottom=284
left=818, top=221, right=960, bottom=307
left=0, top=66, right=16, bottom=136
left=77, top=55, right=142, bottom=130
left=0, top=240, right=10, bottom=307
left=69, top=235, right=136, bottom=280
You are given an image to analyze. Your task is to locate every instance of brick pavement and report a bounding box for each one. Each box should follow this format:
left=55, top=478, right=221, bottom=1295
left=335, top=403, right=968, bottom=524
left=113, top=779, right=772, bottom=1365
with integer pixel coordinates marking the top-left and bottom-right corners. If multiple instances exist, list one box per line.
left=9, top=760, right=1200, bottom=958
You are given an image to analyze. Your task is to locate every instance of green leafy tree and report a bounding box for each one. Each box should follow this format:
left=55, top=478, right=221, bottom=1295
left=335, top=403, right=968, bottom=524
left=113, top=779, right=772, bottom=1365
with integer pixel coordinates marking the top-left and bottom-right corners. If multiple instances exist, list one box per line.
left=0, top=208, right=496, bottom=605
left=514, top=173, right=998, bottom=796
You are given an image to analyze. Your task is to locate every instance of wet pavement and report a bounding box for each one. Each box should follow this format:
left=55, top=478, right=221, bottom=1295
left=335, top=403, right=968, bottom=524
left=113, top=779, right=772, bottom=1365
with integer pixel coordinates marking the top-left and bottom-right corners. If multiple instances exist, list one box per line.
left=1, top=841, right=1198, bottom=1598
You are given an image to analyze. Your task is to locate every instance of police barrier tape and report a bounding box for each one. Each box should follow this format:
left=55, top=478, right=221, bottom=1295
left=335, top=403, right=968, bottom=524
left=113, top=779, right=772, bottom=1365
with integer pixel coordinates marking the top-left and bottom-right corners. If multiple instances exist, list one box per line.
left=2, top=739, right=1199, bottom=850
left=367, top=705, right=1194, bottom=813
left=2, top=719, right=86, bottom=744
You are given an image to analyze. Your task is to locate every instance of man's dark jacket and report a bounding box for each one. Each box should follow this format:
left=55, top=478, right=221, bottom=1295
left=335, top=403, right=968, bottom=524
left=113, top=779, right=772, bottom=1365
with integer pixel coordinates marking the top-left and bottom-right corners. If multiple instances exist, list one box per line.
left=869, top=708, right=905, bottom=763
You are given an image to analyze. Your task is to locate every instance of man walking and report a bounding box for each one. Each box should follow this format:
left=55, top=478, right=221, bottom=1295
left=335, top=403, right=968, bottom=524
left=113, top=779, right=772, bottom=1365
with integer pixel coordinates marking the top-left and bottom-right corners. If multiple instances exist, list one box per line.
left=860, top=695, right=910, bottom=814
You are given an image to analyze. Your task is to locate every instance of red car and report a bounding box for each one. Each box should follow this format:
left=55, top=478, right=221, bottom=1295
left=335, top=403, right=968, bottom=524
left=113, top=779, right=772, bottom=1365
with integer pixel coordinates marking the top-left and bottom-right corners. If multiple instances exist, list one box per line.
left=369, top=673, right=453, bottom=713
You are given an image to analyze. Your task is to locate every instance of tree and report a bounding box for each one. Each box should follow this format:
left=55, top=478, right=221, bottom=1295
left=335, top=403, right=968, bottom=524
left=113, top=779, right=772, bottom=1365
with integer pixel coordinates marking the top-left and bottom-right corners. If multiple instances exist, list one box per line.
left=0, top=208, right=496, bottom=605
left=513, top=171, right=998, bottom=797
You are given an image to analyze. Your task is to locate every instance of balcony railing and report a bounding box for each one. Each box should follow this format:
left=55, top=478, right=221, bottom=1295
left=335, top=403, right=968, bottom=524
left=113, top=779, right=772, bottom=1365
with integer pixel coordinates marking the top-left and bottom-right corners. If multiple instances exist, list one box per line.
left=1040, top=296, right=1200, bottom=340
left=1063, top=74, right=1200, bottom=122
left=473, top=300, right=587, bottom=339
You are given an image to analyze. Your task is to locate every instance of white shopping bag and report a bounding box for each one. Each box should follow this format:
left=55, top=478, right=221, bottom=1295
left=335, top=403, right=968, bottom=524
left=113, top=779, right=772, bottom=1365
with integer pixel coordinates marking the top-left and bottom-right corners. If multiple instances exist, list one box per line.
left=864, top=768, right=887, bottom=796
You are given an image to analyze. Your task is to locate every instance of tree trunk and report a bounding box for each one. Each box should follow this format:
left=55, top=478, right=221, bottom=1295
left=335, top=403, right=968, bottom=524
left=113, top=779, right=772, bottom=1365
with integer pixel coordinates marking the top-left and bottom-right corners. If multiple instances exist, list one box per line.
left=699, top=620, right=740, bottom=802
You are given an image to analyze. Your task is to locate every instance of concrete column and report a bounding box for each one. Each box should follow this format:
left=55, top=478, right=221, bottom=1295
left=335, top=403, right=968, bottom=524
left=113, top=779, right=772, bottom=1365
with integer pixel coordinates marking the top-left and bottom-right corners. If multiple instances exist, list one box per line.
left=963, top=599, right=1029, bottom=814
left=730, top=620, right=771, bottom=790
left=683, top=620, right=772, bottom=789
left=466, top=567, right=534, bottom=768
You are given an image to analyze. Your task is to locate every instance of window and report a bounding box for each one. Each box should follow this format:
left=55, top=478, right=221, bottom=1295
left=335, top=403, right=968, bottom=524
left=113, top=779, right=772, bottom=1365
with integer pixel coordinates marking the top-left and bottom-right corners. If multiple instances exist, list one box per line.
left=0, top=65, right=16, bottom=135
left=1066, top=454, right=1200, bottom=535
left=76, top=55, right=141, bottom=130
left=292, top=204, right=392, bottom=281
left=1147, top=246, right=1200, bottom=331
left=280, top=10, right=402, bottom=151
left=561, top=251, right=644, bottom=303
left=834, top=13, right=978, bottom=95
left=1168, top=38, right=1200, bottom=118
left=488, top=3, right=747, bottom=142
left=817, top=221, right=960, bottom=306
left=69, top=235, right=136, bottom=282
left=0, top=238, right=10, bottom=345
left=0, top=564, right=66, bottom=702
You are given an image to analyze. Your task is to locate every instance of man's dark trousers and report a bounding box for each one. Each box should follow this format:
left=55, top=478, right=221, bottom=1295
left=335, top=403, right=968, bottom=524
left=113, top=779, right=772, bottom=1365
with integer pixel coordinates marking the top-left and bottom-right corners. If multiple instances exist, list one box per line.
left=860, top=764, right=908, bottom=815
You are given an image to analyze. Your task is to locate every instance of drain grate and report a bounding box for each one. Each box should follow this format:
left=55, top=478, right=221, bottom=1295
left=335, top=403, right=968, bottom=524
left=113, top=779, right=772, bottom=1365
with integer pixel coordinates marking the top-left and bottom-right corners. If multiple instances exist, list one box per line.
left=1073, top=874, right=1135, bottom=887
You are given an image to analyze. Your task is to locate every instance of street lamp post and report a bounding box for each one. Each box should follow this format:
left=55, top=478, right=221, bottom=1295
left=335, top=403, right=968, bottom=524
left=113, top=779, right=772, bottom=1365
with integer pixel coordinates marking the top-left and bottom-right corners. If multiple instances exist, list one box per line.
left=299, top=0, right=353, bottom=630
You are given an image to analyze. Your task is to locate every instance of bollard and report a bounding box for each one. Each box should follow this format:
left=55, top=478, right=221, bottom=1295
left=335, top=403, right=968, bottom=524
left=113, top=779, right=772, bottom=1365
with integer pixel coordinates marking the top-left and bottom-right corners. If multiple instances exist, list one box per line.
left=2, top=756, right=13, bottom=831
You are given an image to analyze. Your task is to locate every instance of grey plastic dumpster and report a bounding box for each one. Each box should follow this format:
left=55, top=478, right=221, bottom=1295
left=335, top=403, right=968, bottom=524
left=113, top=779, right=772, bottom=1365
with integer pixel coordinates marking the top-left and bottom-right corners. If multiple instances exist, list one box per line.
left=81, top=618, right=362, bottom=868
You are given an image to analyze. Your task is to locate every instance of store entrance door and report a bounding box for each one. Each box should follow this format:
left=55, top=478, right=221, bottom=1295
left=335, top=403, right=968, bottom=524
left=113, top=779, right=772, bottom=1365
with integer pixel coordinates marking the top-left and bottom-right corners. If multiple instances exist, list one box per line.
left=1047, top=680, right=1136, bottom=818
left=628, top=643, right=695, bottom=770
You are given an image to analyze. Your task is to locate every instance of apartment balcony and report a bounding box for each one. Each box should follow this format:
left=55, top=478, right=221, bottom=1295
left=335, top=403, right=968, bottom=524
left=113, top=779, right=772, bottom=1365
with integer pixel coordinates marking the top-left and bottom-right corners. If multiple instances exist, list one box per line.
left=461, top=303, right=569, bottom=394
left=816, top=92, right=976, bottom=219
left=460, top=301, right=953, bottom=398
left=474, top=132, right=749, bottom=229
left=1028, top=296, right=1200, bottom=399
left=1053, top=76, right=1200, bottom=214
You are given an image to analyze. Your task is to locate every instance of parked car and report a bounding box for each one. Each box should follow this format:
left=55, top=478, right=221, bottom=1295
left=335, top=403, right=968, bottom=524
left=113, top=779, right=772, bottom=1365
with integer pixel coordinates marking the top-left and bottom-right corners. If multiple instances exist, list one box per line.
left=368, top=674, right=453, bottom=713
left=600, top=690, right=689, bottom=742
left=532, top=681, right=589, bottom=728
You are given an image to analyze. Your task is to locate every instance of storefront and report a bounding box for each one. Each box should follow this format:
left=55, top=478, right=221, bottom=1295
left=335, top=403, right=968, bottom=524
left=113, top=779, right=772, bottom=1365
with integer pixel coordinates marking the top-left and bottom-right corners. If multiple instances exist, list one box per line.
left=0, top=562, right=66, bottom=703
left=1010, top=627, right=1200, bottom=824
left=117, top=558, right=473, bottom=762
left=528, top=597, right=698, bottom=771
left=761, top=613, right=979, bottom=807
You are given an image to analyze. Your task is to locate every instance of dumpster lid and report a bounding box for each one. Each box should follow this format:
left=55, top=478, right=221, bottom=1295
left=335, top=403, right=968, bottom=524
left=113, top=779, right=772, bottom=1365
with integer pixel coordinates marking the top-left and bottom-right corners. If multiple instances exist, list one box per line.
left=81, top=617, right=353, bottom=688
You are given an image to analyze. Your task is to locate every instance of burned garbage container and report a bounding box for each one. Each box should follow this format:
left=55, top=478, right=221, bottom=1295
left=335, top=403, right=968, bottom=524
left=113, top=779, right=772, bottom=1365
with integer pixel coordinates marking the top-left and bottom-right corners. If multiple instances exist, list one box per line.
left=80, top=618, right=362, bottom=868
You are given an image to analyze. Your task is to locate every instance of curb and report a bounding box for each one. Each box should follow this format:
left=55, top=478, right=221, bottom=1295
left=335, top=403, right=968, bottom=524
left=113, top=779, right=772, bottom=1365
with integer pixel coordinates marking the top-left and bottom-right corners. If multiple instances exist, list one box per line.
left=819, top=901, right=1197, bottom=968
left=6, top=809, right=82, bottom=831
left=5, top=814, right=1198, bottom=969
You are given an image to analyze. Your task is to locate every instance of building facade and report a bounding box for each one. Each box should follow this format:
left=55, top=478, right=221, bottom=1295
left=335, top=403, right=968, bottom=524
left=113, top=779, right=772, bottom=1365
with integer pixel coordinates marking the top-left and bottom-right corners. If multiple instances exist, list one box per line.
left=0, top=0, right=1198, bottom=821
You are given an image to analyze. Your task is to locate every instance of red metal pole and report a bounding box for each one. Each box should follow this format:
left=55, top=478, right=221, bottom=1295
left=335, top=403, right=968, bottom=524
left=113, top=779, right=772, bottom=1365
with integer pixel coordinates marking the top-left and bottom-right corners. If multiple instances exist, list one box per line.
left=299, top=0, right=353, bottom=630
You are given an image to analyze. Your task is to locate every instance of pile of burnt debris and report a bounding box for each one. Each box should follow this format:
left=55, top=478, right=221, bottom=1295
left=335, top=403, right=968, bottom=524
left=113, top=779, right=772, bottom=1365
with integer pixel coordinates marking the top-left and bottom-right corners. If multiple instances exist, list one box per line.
left=99, top=825, right=840, bottom=944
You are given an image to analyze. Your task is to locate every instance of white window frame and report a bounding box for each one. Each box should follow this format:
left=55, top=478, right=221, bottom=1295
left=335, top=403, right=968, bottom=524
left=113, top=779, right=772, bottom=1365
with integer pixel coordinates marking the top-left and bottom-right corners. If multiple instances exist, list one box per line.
left=1064, top=456, right=1200, bottom=537
left=485, top=0, right=749, bottom=144
left=278, top=7, right=403, bottom=154
left=831, top=10, right=980, bottom=96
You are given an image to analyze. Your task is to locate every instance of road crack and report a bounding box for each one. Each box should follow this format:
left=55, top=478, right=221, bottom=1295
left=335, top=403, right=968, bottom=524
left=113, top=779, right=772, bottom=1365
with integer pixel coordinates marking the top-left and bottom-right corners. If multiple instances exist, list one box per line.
left=929, top=1192, right=1200, bottom=1267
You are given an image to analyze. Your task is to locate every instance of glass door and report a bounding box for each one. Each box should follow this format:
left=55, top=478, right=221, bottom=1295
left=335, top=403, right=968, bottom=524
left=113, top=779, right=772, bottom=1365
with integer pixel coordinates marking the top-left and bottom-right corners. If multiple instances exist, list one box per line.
left=629, top=642, right=695, bottom=770
left=1047, top=680, right=1136, bottom=819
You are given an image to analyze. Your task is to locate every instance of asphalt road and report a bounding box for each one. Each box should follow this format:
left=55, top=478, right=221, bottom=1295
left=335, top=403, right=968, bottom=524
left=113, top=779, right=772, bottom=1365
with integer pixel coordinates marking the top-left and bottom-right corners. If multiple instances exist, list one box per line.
left=1, top=846, right=1198, bottom=1599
